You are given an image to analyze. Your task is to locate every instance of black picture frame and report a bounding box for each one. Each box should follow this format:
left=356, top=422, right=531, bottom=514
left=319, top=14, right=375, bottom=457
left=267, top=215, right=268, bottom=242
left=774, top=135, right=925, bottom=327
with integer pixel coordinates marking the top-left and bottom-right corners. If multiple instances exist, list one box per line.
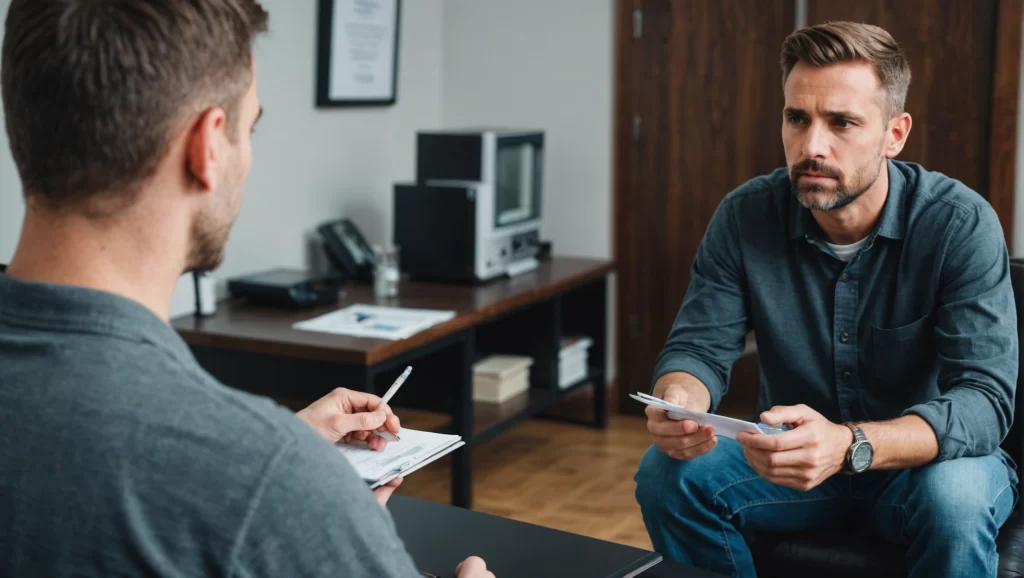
left=316, top=0, right=401, bottom=108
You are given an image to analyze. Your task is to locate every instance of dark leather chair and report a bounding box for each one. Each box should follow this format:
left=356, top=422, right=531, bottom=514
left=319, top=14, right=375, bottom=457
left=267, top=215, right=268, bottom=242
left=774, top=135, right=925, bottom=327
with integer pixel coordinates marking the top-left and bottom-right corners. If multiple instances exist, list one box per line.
left=745, top=257, right=1024, bottom=577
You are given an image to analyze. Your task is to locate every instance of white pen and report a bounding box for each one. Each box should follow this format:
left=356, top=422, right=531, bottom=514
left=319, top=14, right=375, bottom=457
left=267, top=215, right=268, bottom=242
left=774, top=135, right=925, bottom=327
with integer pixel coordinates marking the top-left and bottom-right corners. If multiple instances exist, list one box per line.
left=381, top=366, right=412, bottom=405
left=375, top=366, right=412, bottom=443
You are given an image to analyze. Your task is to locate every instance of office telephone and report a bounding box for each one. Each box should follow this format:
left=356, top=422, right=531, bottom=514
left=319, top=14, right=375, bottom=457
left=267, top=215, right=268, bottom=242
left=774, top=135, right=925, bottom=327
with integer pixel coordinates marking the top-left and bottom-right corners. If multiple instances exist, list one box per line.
left=316, top=218, right=375, bottom=282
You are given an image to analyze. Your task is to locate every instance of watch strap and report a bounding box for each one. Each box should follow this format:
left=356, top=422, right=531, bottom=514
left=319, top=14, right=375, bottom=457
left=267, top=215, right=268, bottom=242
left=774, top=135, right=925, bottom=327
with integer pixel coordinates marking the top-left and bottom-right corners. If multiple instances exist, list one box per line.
left=846, top=422, right=866, bottom=443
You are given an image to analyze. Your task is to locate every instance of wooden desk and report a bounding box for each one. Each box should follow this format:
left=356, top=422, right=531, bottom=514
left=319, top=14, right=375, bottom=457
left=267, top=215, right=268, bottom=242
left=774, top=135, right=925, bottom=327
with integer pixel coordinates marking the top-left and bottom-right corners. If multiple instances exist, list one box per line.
left=172, top=257, right=613, bottom=508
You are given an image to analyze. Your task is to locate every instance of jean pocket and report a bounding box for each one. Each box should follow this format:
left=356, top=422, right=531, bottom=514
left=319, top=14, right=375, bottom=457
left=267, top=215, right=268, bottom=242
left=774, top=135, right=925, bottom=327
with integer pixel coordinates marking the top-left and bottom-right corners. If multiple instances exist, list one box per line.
left=867, top=314, right=936, bottom=398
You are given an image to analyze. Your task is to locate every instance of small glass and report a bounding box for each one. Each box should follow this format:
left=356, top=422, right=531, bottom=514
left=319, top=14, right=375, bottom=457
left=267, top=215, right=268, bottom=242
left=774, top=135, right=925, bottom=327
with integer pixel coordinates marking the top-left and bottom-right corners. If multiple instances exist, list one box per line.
left=373, top=244, right=401, bottom=299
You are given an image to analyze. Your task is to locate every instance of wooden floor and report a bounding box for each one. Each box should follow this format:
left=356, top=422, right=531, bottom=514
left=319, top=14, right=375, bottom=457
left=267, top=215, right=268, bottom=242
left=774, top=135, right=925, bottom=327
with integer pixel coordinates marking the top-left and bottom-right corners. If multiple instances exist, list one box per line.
left=278, top=378, right=756, bottom=552
left=394, top=412, right=657, bottom=551
left=387, top=370, right=759, bottom=552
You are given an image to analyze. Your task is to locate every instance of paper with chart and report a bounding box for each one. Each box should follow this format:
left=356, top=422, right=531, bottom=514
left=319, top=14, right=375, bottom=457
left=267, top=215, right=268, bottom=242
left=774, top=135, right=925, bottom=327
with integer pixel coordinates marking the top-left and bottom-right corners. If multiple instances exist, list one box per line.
left=337, top=428, right=464, bottom=488
left=293, top=304, right=456, bottom=340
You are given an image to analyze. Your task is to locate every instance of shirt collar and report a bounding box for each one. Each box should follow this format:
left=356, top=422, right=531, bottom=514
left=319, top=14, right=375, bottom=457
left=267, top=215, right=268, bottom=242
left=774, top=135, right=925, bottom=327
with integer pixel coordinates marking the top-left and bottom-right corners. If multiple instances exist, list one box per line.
left=787, top=159, right=906, bottom=241
left=0, top=271, right=197, bottom=368
left=874, top=160, right=906, bottom=240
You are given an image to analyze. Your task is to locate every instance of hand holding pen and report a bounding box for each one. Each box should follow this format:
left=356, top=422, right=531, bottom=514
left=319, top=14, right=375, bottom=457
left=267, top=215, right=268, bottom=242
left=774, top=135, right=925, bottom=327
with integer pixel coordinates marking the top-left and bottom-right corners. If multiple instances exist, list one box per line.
left=317, top=366, right=412, bottom=448
left=296, top=385, right=403, bottom=451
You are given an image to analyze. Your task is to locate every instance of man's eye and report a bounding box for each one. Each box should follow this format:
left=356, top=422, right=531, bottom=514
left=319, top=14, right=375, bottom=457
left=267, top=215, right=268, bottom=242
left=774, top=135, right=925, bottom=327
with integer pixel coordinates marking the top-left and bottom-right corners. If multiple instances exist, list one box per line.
left=787, top=114, right=807, bottom=125
left=834, top=118, right=852, bottom=129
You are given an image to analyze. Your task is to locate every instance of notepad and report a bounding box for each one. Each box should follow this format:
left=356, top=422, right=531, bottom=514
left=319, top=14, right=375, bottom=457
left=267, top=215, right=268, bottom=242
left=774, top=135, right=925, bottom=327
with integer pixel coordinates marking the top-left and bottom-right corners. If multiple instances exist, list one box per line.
left=337, top=428, right=465, bottom=489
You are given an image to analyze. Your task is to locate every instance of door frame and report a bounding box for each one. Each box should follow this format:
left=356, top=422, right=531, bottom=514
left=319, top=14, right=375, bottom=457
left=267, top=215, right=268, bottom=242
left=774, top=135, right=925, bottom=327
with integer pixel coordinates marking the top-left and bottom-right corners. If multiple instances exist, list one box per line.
left=988, top=0, right=1022, bottom=250
left=612, top=0, right=640, bottom=414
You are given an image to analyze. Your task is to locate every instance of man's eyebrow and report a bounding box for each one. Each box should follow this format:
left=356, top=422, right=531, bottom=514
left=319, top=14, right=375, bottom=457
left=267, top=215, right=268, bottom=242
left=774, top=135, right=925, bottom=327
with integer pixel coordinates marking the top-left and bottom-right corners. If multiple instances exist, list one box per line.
left=823, top=109, right=866, bottom=122
left=783, top=106, right=866, bottom=122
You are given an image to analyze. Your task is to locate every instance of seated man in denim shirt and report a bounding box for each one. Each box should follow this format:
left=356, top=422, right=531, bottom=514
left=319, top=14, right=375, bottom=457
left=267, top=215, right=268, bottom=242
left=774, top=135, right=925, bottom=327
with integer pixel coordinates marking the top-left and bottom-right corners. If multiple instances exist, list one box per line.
left=634, top=21, right=1018, bottom=578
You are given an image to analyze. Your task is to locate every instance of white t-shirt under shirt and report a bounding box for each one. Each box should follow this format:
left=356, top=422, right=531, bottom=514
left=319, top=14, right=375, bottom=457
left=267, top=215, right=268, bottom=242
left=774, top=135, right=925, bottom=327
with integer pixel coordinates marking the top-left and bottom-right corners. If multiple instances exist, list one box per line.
left=825, top=236, right=869, bottom=263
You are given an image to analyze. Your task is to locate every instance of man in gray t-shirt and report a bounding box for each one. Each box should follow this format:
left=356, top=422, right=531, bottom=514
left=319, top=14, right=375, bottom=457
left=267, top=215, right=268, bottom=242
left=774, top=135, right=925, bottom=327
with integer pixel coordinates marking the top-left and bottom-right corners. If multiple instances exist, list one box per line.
left=0, top=270, right=425, bottom=576
left=0, top=1, right=492, bottom=577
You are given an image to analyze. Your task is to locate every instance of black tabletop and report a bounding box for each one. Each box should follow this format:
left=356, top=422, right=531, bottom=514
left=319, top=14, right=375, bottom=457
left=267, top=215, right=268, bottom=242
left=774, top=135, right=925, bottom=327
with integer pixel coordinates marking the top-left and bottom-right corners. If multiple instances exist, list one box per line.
left=388, top=496, right=725, bottom=578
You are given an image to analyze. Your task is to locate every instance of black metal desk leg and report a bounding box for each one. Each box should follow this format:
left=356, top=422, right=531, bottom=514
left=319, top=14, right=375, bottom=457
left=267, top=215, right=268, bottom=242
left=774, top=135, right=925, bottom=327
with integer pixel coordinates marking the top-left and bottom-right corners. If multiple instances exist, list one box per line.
left=594, top=377, right=608, bottom=429
left=452, top=332, right=475, bottom=508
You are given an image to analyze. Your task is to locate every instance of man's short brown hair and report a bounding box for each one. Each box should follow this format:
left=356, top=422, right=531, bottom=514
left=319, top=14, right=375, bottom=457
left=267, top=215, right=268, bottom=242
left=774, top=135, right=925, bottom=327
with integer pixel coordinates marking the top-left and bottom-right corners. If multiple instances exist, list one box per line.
left=780, top=21, right=911, bottom=121
left=1, top=0, right=268, bottom=215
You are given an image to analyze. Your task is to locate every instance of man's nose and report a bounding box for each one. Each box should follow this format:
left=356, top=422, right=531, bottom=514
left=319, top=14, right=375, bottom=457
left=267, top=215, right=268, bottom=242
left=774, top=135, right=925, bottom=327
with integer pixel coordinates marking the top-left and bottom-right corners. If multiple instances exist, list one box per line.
left=801, top=122, right=830, bottom=160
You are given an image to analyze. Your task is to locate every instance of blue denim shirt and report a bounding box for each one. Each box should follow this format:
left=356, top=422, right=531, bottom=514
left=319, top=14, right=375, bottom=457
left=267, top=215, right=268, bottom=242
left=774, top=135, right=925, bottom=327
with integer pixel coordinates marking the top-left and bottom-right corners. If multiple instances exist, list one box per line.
left=653, top=160, right=1017, bottom=461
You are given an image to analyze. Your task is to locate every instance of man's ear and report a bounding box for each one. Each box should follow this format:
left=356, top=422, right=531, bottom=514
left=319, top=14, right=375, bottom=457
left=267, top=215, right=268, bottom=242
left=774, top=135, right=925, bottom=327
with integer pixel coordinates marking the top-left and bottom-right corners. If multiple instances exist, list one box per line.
left=185, top=107, right=228, bottom=194
left=884, top=112, right=912, bottom=159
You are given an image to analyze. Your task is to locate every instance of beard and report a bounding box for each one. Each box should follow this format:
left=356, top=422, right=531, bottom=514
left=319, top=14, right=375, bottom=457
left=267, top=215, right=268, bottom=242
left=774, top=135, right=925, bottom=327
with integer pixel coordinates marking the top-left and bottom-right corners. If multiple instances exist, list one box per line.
left=185, top=208, right=232, bottom=274
left=184, top=159, right=244, bottom=274
left=790, top=146, right=885, bottom=212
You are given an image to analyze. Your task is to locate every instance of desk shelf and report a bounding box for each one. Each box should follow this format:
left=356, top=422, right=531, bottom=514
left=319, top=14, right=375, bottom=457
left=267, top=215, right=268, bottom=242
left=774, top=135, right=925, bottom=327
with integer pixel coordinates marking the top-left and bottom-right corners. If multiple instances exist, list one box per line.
left=554, top=367, right=605, bottom=397
left=471, top=367, right=605, bottom=444
left=473, top=390, right=550, bottom=442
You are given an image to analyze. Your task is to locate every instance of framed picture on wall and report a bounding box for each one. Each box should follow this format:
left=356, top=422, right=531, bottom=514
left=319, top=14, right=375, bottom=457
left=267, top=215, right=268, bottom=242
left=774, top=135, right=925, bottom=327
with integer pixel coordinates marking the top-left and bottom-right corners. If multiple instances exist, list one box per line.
left=316, top=0, right=401, bottom=107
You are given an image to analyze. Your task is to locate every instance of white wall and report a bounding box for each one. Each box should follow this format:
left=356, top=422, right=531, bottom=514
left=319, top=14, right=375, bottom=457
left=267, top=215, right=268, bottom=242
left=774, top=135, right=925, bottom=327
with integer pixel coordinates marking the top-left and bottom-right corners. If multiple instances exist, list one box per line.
left=0, top=0, right=616, bottom=369
left=0, top=0, right=444, bottom=282
left=440, top=0, right=616, bottom=380
left=0, top=0, right=18, bottom=260
left=221, top=0, right=443, bottom=285
left=440, top=0, right=614, bottom=260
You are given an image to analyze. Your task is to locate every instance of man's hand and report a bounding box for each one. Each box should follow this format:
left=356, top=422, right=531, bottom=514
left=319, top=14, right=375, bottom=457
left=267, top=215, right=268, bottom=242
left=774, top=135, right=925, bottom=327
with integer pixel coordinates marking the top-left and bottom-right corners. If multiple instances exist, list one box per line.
left=736, top=404, right=852, bottom=491
left=372, top=477, right=402, bottom=507
left=455, top=556, right=495, bottom=578
left=296, top=388, right=401, bottom=450
left=646, top=380, right=717, bottom=461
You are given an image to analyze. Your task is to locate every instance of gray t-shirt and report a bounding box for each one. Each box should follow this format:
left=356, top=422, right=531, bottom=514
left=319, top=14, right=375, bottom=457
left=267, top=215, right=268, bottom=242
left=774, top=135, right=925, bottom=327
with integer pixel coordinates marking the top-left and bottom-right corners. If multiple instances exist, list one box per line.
left=0, top=271, right=421, bottom=577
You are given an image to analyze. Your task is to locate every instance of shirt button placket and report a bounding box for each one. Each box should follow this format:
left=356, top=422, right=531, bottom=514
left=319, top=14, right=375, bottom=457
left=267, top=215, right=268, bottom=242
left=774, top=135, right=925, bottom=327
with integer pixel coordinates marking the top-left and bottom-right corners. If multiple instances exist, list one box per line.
left=833, top=266, right=859, bottom=423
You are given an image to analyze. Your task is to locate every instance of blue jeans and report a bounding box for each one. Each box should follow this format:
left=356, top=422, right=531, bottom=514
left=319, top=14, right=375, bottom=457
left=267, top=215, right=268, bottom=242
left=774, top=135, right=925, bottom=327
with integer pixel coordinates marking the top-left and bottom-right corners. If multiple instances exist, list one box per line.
left=634, top=438, right=1018, bottom=577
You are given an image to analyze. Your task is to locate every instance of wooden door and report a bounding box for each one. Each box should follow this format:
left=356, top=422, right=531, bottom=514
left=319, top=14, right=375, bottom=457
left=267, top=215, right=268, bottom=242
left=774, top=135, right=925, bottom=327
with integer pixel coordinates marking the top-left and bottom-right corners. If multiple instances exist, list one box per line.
left=614, top=0, right=794, bottom=414
left=806, top=0, right=1022, bottom=244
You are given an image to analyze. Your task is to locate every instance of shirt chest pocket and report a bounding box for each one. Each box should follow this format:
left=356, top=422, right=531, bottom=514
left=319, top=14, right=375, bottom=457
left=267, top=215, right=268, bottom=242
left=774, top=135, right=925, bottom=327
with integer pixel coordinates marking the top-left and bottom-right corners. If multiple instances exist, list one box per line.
left=867, top=314, right=937, bottom=396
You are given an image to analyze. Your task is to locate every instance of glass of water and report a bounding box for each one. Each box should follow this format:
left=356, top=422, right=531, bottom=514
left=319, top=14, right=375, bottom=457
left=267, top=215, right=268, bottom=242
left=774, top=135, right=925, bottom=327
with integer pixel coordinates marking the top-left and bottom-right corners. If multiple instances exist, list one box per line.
left=373, top=244, right=400, bottom=299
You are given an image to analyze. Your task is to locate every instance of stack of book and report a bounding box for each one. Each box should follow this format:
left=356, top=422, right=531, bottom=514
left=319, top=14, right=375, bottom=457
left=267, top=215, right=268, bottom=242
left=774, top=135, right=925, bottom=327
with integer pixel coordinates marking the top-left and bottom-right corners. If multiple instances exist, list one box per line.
left=472, top=355, right=533, bottom=403
left=559, top=336, right=593, bottom=389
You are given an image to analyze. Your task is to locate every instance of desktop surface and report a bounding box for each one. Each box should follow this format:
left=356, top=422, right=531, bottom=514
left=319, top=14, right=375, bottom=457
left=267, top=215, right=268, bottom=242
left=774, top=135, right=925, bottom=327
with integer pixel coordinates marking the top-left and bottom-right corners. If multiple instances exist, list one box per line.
left=171, top=257, right=613, bottom=366
left=388, top=495, right=725, bottom=578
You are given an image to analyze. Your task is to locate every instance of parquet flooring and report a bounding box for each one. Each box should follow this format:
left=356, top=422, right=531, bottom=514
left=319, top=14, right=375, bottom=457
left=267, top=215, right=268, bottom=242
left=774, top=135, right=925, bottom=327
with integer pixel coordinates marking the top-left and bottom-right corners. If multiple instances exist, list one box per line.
left=280, top=381, right=757, bottom=552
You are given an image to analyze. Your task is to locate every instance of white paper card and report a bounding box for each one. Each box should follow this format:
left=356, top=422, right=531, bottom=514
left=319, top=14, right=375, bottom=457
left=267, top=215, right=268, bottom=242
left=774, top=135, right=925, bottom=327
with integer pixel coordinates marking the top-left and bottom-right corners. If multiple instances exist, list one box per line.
left=630, top=392, right=767, bottom=438
left=294, top=304, right=455, bottom=341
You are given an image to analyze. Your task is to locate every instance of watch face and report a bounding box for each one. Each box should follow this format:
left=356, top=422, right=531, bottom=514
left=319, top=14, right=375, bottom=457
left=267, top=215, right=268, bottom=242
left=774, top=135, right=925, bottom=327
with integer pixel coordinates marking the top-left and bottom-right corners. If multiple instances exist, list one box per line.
left=851, top=442, right=874, bottom=472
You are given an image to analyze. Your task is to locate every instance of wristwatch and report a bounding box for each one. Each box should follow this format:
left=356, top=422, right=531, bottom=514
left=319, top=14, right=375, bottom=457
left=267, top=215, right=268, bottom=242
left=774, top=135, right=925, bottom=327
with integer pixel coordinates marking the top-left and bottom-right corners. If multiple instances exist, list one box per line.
left=844, top=423, right=873, bottom=474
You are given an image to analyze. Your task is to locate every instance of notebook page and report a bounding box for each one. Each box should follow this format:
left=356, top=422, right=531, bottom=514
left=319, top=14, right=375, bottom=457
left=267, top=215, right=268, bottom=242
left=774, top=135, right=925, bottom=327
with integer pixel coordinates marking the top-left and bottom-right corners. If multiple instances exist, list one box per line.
left=337, top=428, right=462, bottom=481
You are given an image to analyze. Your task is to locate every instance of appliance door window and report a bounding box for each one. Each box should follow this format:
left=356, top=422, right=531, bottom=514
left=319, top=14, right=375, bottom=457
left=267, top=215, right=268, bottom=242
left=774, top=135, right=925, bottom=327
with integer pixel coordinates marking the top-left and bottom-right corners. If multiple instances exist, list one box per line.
left=495, top=139, right=542, bottom=227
